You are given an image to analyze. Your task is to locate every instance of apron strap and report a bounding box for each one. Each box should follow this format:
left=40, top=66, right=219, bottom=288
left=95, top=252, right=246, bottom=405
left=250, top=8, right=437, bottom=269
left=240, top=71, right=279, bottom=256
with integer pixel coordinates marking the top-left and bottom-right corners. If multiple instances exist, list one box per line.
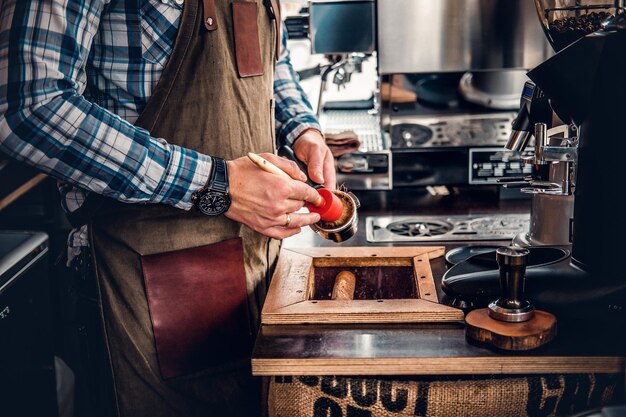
left=267, top=0, right=281, bottom=59
left=203, top=0, right=218, bottom=30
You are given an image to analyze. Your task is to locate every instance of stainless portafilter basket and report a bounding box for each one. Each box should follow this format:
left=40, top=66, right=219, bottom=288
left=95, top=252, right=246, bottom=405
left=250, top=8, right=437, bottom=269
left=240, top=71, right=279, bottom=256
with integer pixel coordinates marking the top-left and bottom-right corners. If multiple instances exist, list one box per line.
left=310, top=189, right=360, bottom=242
left=277, top=146, right=360, bottom=242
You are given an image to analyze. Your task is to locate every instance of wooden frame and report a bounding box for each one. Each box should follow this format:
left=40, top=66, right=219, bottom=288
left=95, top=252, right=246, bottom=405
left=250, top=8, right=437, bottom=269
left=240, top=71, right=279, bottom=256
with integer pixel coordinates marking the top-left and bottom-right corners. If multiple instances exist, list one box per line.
left=253, top=356, right=626, bottom=376
left=262, top=246, right=464, bottom=324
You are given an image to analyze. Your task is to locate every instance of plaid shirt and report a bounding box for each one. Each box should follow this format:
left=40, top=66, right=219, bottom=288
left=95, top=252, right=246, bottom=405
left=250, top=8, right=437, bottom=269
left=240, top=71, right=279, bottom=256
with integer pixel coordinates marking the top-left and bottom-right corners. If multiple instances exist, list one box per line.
left=0, top=0, right=320, bottom=257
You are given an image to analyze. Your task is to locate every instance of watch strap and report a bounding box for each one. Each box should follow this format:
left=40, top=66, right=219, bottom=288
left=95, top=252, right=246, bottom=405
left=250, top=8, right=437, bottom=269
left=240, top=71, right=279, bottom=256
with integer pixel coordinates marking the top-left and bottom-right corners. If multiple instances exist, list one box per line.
left=208, top=157, right=229, bottom=194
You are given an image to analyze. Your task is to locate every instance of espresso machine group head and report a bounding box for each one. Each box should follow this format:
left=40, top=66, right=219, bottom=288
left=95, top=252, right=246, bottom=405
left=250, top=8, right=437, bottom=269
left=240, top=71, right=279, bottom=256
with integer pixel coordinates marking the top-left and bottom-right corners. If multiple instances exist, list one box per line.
left=443, top=0, right=626, bottom=323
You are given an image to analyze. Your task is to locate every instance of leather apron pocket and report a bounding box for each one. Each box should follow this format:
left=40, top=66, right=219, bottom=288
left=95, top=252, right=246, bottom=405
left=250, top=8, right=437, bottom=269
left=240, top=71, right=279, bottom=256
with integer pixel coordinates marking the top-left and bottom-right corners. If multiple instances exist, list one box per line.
left=140, top=237, right=252, bottom=379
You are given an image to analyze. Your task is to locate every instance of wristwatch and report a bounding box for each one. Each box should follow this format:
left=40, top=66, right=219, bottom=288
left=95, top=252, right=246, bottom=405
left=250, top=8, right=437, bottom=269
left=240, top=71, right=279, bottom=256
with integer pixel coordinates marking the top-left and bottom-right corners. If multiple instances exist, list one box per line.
left=191, top=157, right=231, bottom=216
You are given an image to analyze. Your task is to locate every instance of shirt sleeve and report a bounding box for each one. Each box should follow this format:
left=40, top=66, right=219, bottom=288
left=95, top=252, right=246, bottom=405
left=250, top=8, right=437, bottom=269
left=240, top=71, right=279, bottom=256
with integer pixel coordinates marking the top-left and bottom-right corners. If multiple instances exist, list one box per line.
left=0, top=0, right=211, bottom=210
left=273, top=22, right=322, bottom=147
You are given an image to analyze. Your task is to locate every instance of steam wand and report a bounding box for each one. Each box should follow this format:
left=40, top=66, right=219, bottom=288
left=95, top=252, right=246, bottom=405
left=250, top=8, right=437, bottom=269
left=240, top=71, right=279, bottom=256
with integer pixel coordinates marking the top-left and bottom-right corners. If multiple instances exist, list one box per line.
left=316, top=54, right=367, bottom=117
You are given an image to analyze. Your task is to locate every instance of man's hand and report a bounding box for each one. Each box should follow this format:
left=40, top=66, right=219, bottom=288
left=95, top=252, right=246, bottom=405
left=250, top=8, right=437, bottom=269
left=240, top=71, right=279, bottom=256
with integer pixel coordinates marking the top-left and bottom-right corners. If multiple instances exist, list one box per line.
left=225, top=153, right=322, bottom=239
left=292, top=129, right=336, bottom=190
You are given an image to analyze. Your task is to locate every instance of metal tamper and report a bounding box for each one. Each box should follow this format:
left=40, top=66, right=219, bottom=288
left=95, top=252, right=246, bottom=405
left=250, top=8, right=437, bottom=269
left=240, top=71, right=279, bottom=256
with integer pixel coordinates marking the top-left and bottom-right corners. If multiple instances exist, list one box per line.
left=464, top=245, right=557, bottom=350
left=488, top=246, right=534, bottom=323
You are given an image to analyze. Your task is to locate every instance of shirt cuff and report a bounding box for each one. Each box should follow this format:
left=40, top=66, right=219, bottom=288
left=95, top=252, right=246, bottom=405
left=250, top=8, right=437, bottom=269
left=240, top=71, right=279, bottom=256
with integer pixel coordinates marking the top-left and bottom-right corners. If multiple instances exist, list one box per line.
left=157, top=145, right=212, bottom=210
left=283, top=120, right=323, bottom=146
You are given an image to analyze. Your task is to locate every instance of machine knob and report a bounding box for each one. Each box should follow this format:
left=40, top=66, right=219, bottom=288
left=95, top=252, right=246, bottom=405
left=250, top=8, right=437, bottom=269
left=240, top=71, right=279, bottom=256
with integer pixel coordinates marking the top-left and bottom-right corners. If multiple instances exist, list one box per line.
left=488, top=246, right=535, bottom=322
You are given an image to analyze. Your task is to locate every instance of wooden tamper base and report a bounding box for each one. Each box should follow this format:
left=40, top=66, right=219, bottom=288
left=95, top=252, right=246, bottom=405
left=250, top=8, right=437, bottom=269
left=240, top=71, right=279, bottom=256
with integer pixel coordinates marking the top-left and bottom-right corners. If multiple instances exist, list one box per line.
left=465, top=308, right=557, bottom=351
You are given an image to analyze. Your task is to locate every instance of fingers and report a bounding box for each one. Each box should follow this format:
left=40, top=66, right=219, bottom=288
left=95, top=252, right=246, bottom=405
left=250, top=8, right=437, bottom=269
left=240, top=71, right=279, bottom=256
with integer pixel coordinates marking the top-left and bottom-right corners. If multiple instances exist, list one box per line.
left=291, top=130, right=337, bottom=189
left=322, top=148, right=337, bottom=190
left=252, top=153, right=325, bottom=204
left=282, top=213, right=292, bottom=227
left=244, top=211, right=321, bottom=240
left=225, top=155, right=324, bottom=240
left=282, top=211, right=321, bottom=229
left=282, top=198, right=308, bottom=214
left=305, top=155, right=325, bottom=186
left=245, top=170, right=320, bottom=208
left=246, top=158, right=322, bottom=206
left=290, top=181, right=323, bottom=206
left=302, top=148, right=336, bottom=190
left=296, top=143, right=326, bottom=185
left=261, top=153, right=307, bottom=182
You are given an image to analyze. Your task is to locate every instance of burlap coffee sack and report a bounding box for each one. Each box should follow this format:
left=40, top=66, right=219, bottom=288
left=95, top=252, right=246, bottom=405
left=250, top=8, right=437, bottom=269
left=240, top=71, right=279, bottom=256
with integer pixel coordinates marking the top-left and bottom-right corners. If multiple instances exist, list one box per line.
left=269, top=374, right=624, bottom=417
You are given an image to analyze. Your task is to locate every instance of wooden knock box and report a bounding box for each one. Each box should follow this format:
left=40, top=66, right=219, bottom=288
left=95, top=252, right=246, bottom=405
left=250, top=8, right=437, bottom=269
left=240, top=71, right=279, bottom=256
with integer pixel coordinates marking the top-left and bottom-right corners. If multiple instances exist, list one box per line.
left=262, top=246, right=463, bottom=324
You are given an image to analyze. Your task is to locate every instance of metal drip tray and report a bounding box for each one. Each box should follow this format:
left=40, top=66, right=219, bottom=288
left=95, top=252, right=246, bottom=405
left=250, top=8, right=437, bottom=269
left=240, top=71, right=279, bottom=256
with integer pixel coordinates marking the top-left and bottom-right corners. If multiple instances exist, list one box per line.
left=366, top=214, right=530, bottom=243
left=390, top=113, right=515, bottom=150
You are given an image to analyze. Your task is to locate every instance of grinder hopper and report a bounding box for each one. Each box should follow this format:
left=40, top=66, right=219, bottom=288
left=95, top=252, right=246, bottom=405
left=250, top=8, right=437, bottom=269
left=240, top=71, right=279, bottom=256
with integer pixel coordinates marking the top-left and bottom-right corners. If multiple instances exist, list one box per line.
left=534, top=0, right=616, bottom=52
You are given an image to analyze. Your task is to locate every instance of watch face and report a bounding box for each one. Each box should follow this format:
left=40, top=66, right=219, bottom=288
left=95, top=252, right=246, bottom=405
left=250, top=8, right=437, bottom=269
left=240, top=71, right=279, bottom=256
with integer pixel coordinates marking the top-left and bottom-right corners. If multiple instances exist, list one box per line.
left=198, top=192, right=231, bottom=216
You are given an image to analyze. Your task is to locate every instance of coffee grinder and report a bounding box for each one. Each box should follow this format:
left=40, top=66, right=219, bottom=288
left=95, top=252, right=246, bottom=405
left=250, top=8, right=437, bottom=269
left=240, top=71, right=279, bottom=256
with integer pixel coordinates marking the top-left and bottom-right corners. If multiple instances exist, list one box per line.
left=442, top=0, right=626, bottom=324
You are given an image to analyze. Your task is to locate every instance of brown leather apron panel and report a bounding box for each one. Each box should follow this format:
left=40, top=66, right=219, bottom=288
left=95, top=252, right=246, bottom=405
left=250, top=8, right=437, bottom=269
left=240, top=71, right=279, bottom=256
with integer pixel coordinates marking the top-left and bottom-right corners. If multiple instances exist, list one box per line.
left=232, top=2, right=265, bottom=77
left=141, top=238, right=252, bottom=379
left=89, top=0, right=281, bottom=415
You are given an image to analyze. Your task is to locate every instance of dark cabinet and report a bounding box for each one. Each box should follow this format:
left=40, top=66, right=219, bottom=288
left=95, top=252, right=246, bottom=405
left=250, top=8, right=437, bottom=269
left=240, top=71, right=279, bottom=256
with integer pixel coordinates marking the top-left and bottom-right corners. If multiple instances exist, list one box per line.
left=0, top=231, right=57, bottom=417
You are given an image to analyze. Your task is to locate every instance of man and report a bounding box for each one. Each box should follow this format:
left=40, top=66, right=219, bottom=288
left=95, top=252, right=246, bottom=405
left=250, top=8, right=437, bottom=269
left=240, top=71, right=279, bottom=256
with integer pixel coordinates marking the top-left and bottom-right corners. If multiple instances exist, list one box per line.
left=0, top=0, right=335, bottom=416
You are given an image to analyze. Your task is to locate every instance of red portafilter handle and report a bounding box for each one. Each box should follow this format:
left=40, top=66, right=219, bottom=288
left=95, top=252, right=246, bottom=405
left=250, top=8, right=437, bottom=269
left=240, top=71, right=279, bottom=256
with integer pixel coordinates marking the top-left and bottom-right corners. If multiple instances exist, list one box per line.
left=306, top=188, right=343, bottom=222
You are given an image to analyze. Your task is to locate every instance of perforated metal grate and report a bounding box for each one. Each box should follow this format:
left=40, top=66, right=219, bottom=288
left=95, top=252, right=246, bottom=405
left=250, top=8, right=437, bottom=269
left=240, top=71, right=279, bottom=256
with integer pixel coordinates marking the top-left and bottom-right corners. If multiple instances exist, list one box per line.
left=367, top=214, right=530, bottom=242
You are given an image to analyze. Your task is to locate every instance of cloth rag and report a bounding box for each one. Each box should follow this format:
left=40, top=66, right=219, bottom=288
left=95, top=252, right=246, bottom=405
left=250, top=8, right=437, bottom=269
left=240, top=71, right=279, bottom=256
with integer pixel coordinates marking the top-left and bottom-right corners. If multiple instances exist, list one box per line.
left=324, top=131, right=361, bottom=157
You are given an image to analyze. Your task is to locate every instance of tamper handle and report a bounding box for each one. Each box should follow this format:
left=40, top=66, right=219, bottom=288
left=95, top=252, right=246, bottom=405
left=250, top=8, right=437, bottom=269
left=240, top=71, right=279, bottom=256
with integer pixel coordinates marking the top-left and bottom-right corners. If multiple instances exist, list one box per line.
left=496, top=246, right=529, bottom=308
left=489, top=246, right=534, bottom=322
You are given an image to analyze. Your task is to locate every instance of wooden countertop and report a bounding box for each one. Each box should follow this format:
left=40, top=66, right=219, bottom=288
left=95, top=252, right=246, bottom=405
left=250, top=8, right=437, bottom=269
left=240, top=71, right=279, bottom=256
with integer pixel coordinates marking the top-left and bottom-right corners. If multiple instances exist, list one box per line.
left=251, top=188, right=626, bottom=376
left=252, top=322, right=624, bottom=376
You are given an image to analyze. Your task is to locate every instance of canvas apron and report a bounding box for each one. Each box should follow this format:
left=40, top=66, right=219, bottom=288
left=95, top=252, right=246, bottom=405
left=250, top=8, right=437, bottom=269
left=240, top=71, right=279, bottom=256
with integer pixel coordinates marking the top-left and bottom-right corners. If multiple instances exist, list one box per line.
left=88, top=0, right=281, bottom=415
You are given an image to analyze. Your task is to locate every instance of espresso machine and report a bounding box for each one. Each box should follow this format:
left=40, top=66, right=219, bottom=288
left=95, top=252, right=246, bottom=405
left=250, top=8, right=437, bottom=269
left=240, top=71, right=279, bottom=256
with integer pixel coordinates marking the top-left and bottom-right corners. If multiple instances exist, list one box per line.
left=376, top=0, right=553, bottom=189
left=442, top=0, right=626, bottom=323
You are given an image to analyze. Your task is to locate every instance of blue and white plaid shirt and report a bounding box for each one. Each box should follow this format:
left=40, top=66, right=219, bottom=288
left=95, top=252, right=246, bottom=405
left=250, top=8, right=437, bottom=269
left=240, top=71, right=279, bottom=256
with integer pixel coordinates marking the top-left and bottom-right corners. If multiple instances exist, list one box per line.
left=0, top=0, right=320, bottom=258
